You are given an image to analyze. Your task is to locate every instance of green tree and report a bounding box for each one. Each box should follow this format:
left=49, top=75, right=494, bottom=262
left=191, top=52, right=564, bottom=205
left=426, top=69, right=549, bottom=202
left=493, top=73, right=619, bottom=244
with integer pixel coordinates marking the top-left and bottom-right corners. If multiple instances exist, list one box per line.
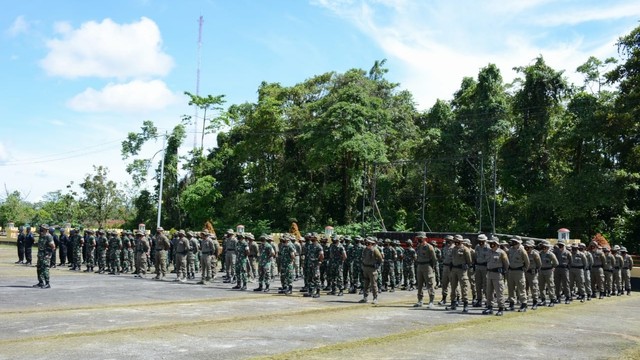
left=79, top=166, right=122, bottom=228
left=179, top=175, right=221, bottom=229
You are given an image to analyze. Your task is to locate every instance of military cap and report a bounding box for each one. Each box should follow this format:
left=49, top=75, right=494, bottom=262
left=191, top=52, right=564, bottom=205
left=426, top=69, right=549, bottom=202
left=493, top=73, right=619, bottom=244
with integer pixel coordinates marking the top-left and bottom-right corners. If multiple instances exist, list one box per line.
left=477, top=234, right=488, bottom=241
left=405, top=239, right=413, bottom=245
left=246, top=233, right=255, bottom=240
left=178, top=230, right=186, bottom=236
left=343, top=235, right=351, bottom=241
left=156, top=227, right=164, bottom=231
left=499, top=240, right=508, bottom=246
left=40, top=224, right=49, bottom=229
left=557, top=238, right=566, bottom=245
left=539, top=240, right=552, bottom=248
left=135, top=230, right=143, bottom=236
left=445, top=235, right=454, bottom=241
left=603, top=247, right=610, bottom=252
left=454, top=234, right=463, bottom=241
left=524, top=240, right=535, bottom=247
left=510, top=236, right=522, bottom=244
left=394, top=240, right=401, bottom=245
left=354, top=236, right=363, bottom=241
left=416, top=231, right=427, bottom=238
left=590, top=241, right=601, bottom=248
left=578, top=243, right=586, bottom=248
left=620, top=247, right=627, bottom=253
left=384, top=239, right=391, bottom=244
left=266, top=235, right=273, bottom=241
left=613, top=245, right=620, bottom=251
left=226, top=229, right=234, bottom=234
left=430, top=240, right=437, bottom=245
left=365, top=237, right=376, bottom=244
left=331, top=235, right=339, bottom=242
left=487, top=237, right=499, bottom=245
left=462, top=238, right=471, bottom=245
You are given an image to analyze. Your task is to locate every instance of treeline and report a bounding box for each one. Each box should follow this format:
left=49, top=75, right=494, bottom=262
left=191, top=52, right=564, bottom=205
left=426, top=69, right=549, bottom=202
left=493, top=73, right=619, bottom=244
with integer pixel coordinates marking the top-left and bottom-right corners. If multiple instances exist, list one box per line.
left=2, top=26, right=639, bottom=252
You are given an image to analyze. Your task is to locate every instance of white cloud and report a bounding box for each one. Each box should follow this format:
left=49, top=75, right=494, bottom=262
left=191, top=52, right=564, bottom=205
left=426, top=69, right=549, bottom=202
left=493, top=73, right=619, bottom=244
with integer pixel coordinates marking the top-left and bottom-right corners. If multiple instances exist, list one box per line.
left=0, top=142, right=10, bottom=164
left=40, top=17, right=173, bottom=79
left=67, top=79, right=179, bottom=113
left=6, top=16, right=29, bottom=37
left=314, top=0, right=639, bottom=109
left=532, top=2, right=640, bottom=26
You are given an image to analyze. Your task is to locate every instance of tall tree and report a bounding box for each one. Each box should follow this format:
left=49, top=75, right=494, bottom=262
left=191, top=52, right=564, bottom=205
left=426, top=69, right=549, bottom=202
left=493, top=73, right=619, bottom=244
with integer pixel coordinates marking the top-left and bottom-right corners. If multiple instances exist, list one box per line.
left=79, top=166, right=122, bottom=228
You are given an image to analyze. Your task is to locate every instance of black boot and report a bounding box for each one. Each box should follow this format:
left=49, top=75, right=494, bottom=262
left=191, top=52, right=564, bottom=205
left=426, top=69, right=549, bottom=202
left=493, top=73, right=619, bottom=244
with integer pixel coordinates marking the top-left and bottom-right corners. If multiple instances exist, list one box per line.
left=438, top=295, right=447, bottom=306
left=508, top=301, right=515, bottom=311
left=496, top=307, right=504, bottom=316
left=286, top=285, right=292, bottom=295
left=462, top=301, right=469, bottom=313
left=531, top=300, right=538, bottom=310
left=518, top=303, right=527, bottom=312
left=482, top=306, right=493, bottom=315
left=312, top=289, right=320, bottom=298
left=337, top=289, right=343, bottom=296
left=42, top=282, right=51, bottom=289
left=253, top=285, right=263, bottom=292
left=32, top=282, right=44, bottom=288
left=263, top=284, right=270, bottom=293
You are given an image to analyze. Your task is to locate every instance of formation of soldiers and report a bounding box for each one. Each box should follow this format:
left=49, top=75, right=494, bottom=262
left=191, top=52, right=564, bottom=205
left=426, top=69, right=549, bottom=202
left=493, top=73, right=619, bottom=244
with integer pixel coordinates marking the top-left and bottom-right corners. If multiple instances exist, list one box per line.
left=19, top=226, right=635, bottom=313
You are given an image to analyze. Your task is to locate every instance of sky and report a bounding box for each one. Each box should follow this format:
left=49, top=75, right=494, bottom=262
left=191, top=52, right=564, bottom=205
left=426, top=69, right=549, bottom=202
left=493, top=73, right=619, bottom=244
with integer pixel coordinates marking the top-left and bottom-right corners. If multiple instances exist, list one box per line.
left=0, top=0, right=639, bottom=203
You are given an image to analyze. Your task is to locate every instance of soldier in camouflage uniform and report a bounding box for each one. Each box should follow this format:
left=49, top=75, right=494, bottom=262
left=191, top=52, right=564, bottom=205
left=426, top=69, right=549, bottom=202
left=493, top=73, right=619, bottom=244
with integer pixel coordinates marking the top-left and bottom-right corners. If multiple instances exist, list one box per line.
left=402, top=239, right=416, bottom=290
left=84, top=230, right=96, bottom=272
left=359, top=237, right=383, bottom=304
left=33, top=225, right=55, bottom=288
left=255, top=235, right=275, bottom=292
left=301, top=234, right=312, bottom=293
left=187, top=231, right=200, bottom=280
left=304, top=233, right=324, bottom=298
left=223, top=229, right=238, bottom=283
left=351, top=236, right=364, bottom=293
left=293, top=236, right=302, bottom=280
left=278, top=234, right=296, bottom=294
left=320, top=237, right=330, bottom=290
left=108, top=231, right=122, bottom=275
left=198, top=230, right=216, bottom=284
left=394, top=240, right=404, bottom=286
left=233, top=233, right=250, bottom=290
left=248, top=235, right=260, bottom=281
left=413, top=233, right=437, bottom=308
left=121, top=231, right=131, bottom=273
left=95, top=230, right=109, bottom=274
left=382, top=239, right=396, bottom=292
left=438, top=236, right=454, bottom=305
left=327, top=235, right=347, bottom=296
left=154, top=227, right=171, bottom=279
left=174, top=230, right=190, bottom=282
left=342, top=236, right=353, bottom=289
left=70, top=229, right=84, bottom=271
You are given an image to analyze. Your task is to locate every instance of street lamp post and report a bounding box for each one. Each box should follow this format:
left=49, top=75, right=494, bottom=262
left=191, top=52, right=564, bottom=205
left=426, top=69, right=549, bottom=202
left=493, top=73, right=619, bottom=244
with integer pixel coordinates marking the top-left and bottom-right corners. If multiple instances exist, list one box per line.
left=156, top=132, right=167, bottom=229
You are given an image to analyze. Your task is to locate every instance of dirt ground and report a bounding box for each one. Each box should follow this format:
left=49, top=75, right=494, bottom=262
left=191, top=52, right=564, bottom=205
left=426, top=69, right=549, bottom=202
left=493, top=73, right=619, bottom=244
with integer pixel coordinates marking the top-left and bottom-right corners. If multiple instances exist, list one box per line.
left=0, top=244, right=638, bottom=360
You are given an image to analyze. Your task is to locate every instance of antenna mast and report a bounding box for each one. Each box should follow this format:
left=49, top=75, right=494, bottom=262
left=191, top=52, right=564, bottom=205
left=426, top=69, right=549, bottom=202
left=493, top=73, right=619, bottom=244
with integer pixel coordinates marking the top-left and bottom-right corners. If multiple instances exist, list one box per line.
left=193, top=15, right=204, bottom=150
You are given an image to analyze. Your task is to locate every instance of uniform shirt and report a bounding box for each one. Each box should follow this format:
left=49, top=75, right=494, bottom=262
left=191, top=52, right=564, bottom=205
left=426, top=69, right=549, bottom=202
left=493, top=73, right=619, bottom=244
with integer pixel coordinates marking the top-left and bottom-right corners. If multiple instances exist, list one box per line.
left=328, top=242, right=346, bottom=265
left=236, top=240, right=249, bottom=259
left=591, top=249, right=606, bottom=267
left=362, top=246, right=383, bottom=266
left=307, top=242, right=324, bottom=264
left=614, top=253, right=624, bottom=269
left=415, top=242, right=437, bottom=265
left=475, top=243, right=491, bottom=265
left=603, top=253, right=615, bottom=270
left=539, top=250, right=558, bottom=269
left=189, top=237, right=200, bottom=254
left=622, top=254, right=634, bottom=269
left=451, top=245, right=472, bottom=266
left=259, top=242, right=274, bottom=266
left=37, top=233, right=55, bottom=259
left=155, top=234, right=170, bottom=251
left=383, top=245, right=396, bottom=263
left=442, top=244, right=454, bottom=265
left=554, top=247, right=572, bottom=267
left=176, top=237, right=190, bottom=254
left=527, top=249, right=542, bottom=271
left=201, top=237, right=214, bottom=254
left=279, top=242, right=296, bottom=265
left=225, top=236, right=238, bottom=251
left=487, top=248, right=509, bottom=271
left=508, top=245, right=530, bottom=270
left=394, top=245, right=404, bottom=263
left=86, top=235, right=97, bottom=249
left=403, top=246, right=417, bottom=266
left=570, top=251, right=587, bottom=268
left=582, top=251, right=593, bottom=269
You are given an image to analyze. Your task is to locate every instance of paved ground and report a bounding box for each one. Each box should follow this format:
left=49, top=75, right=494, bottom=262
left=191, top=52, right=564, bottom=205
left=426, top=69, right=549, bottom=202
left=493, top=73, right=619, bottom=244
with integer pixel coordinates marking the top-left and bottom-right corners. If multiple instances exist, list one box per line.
left=0, top=244, right=639, bottom=360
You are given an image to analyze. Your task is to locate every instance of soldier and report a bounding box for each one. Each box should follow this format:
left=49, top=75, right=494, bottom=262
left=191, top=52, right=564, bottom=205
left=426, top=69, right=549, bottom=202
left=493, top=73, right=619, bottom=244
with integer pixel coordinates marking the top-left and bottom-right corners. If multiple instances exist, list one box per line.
left=223, top=229, right=238, bottom=283
left=359, top=237, right=383, bottom=304
left=320, top=237, right=330, bottom=290
left=413, top=232, right=437, bottom=308
left=394, top=240, right=404, bottom=286
left=108, top=230, right=122, bottom=275
left=154, top=227, right=170, bottom=280
left=254, top=235, right=274, bottom=292
left=507, top=236, right=530, bottom=312
left=447, top=235, right=473, bottom=312
left=58, top=227, right=69, bottom=266
left=620, top=247, right=633, bottom=295
left=69, top=229, right=84, bottom=271
left=553, top=240, right=572, bottom=303
left=248, top=235, right=260, bottom=281
left=134, top=230, right=150, bottom=278
left=24, top=226, right=34, bottom=265
left=342, top=236, right=353, bottom=289
left=612, top=245, right=624, bottom=296
left=482, top=237, right=509, bottom=316
left=538, top=241, right=558, bottom=307
left=187, top=231, right=200, bottom=280
left=198, top=230, right=216, bottom=284
left=33, top=225, right=55, bottom=288
left=84, top=229, right=96, bottom=273
left=402, top=239, right=417, bottom=291
left=603, top=247, right=615, bottom=296
left=124, top=230, right=135, bottom=274
left=589, top=242, right=606, bottom=299
left=16, top=226, right=25, bottom=264
left=569, top=243, right=587, bottom=302
left=579, top=243, right=593, bottom=300
left=381, top=239, right=396, bottom=292
left=327, top=235, right=347, bottom=296
left=304, top=233, right=324, bottom=298
left=438, top=235, right=454, bottom=305
left=233, top=233, right=250, bottom=290
left=463, top=239, right=476, bottom=304
left=95, top=230, right=109, bottom=274
left=278, top=234, right=296, bottom=294
left=432, top=240, right=442, bottom=288
left=351, top=236, right=364, bottom=294
left=524, top=240, right=541, bottom=309
left=474, top=234, right=491, bottom=307
left=174, top=230, right=190, bottom=282
left=49, top=227, right=59, bottom=268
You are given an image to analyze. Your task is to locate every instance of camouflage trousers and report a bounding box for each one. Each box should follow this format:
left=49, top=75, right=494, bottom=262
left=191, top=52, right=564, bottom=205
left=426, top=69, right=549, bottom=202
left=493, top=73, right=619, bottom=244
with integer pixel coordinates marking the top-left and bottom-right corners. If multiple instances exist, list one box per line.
left=342, top=261, right=352, bottom=288
left=259, top=262, right=271, bottom=288
left=37, top=255, right=51, bottom=284
left=73, top=246, right=83, bottom=268
left=554, top=267, right=570, bottom=299
left=361, top=265, right=378, bottom=299
left=235, top=257, right=248, bottom=285
left=187, top=253, right=196, bottom=277
left=539, top=269, right=556, bottom=301
left=403, top=263, right=415, bottom=287
left=248, top=256, right=258, bottom=279
left=121, top=249, right=133, bottom=272
left=320, top=261, right=328, bottom=285
left=352, top=264, right=362, bottom=288
left=328, top=262, right=344, bottom=291
left=569, top=268, right=585, bottom=296
left=507, top=269, right=527, bottom=304
left=110, top=250, right=121, bottom=273
left=382, top=261, right=395, bottom=289
left=280, top=261, right=294, bottom=288
left=416, top=264, right=435, bottom=302
left=525, top=269, right=540, bottom=301
left=86, top=248, right=95, bottom=268
left=98, top=249, right=108, bottom=271
left=308, top=263, right=321, bottom=293
left=395, top=260, right=403, bottom=285
left=136, top=252, right=148, bottom=275
left=155, top=250, right=168, bottom=276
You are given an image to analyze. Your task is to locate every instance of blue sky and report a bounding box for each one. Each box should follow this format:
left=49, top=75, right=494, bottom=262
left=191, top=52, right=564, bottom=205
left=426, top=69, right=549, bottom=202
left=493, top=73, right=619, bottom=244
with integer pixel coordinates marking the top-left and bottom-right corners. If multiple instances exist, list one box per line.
left=1, top=0, right=639, bottom=202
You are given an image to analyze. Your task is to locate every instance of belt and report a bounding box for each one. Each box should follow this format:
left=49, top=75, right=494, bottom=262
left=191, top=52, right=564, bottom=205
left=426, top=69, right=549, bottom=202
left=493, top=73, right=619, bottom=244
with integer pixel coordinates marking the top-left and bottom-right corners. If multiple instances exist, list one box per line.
left=201, top=252, right=211, bottom=255
left=226, top=249, right=235, bottom=252
left=571, top=266, right=584, bottom=269
left=476, top=262, right=487, bottom=266
left=416, top=261, right=432, bottom=265
left=363, top=264, right=375, bottom=268
left=614, top=267, right=620, bottom=270
left=540, top=267, right=552, bottom=270
left=592, top=265, right=602, bottom=268
left=488, top=268, right=502, bottom=273
left=557, top=264, right=569, bottom=268
left=623, top=267, right=630, bottom=270
left=510, top=266, right=524, bottom=271
left=451, top=265, right=464, bottom=269
left=604, top=269, right=613, bottom=272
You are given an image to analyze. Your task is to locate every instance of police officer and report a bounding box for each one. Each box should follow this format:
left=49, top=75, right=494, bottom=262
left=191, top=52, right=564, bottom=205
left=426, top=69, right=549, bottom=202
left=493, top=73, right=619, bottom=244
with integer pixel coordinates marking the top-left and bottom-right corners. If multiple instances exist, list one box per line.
left=24, top=226, right=35, bottom=265
left=16, top=226, right=25, bottom=264
left=524, top=240, right=541, bottom=309
left=223, top=229, right=238, bottom=283
left=413, top=232, right=437, bottom=308
left=538, top=241, right=558, bottom=306
left=474, top=234, right=491, bottom=307
left=483, top=237, right=509, bottom=316
left=359, top=237, right=383, bottom=304
left=154, top=227, right=170, bottom=280
left=447, top=235, right=473, bottom=313
left=507, top=236, right=530, bottom=312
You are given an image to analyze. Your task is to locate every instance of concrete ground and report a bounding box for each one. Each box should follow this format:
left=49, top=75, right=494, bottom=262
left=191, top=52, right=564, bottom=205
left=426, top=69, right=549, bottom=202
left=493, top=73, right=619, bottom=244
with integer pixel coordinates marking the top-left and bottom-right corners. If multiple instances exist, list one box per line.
left=0, top=244, right=639, bottom=360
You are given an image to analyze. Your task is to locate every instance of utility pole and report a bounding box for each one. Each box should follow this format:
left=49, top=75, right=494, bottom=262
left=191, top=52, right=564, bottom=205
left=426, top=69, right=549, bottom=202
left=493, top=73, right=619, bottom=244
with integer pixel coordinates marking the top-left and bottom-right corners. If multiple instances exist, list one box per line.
left=156, top=132, right=167, bottom=229
left=193, top=15, right=204, bottom=150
